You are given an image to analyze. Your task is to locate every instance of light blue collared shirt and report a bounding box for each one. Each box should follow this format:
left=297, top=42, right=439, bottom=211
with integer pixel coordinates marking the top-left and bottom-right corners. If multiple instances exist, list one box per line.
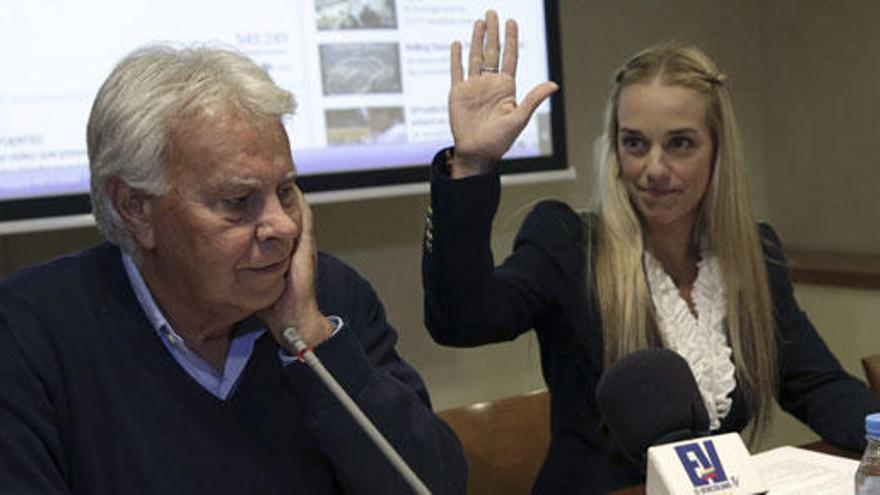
left=122, top=253, right=341, bottom=400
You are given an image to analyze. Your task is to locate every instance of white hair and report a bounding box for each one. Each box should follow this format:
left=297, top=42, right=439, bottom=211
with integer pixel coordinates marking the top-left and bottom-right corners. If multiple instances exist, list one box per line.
left=87, top=44, right=296, bottom=255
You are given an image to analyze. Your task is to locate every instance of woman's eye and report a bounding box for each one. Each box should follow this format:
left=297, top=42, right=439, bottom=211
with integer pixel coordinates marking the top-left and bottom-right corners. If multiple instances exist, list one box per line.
left=669, top=136, right=694, bottom=150
left=620, top=136, right=648, bottom=155
left=620, top=136, right=645, bottom=152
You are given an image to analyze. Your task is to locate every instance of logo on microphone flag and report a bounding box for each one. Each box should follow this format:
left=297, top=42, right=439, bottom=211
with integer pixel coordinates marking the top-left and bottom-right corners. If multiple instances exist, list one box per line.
left=646, top=432, right=765, bottom=495
left=674, top=439, right=737, bottom=491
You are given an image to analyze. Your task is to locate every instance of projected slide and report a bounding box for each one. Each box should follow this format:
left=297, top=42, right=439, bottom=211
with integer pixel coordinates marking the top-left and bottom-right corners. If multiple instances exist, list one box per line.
left=0, top=0, right=554, bottom=203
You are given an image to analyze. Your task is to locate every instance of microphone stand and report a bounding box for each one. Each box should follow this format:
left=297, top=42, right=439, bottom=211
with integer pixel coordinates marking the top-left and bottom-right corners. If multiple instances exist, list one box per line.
left=282, top=327, right=431, bottom=495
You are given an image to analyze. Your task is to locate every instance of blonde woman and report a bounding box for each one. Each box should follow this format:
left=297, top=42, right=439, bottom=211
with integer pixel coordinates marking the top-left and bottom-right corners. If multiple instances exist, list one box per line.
left=423, top=10, right=880, bottom=493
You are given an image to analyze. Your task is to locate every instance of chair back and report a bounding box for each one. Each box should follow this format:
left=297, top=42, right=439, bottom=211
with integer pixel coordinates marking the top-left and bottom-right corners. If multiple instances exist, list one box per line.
left=437, top=389, right=550, bottom=495
left=862, top=354, right=880, bottom=392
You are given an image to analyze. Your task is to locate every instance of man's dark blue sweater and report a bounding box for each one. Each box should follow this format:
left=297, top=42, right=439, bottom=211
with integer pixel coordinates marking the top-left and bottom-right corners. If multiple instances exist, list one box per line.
left=0, top=242, right=466, bottom=494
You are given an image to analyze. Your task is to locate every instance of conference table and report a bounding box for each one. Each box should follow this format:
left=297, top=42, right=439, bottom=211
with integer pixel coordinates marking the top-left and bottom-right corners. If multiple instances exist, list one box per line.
left=610, top=441, right=860, bottom=494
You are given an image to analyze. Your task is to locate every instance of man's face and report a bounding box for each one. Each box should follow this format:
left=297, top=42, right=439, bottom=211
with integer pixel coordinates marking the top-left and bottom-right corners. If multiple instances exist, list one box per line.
left=141, top=115, right=300, bottom=324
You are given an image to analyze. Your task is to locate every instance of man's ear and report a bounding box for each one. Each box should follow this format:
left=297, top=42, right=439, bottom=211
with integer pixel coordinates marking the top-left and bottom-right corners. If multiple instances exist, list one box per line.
left=107, top=177, right=156, bottom=250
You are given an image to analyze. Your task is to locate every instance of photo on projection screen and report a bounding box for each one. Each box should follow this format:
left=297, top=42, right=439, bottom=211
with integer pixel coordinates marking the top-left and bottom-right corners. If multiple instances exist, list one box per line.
left=0, top=0, right=566, bottom=230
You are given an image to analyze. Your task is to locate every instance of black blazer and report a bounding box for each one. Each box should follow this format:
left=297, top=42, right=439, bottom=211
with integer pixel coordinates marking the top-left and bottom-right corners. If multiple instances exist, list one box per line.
left=422, top=149, right=880, bottom=493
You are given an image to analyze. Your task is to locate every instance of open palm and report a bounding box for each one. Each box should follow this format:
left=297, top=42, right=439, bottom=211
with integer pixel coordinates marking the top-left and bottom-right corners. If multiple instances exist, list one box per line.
left=448, top=10, right=558, bottom=177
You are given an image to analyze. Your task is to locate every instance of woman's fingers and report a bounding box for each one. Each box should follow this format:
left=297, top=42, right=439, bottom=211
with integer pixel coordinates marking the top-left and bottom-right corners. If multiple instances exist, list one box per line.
left=517, top=81, right=560, bottom=121
left=461, top=10, right=515, bottom=78
left=502, top=19, right=518, bottom=77
left=451, top=41, right=463, bottom=84
left=467, top=19, right=485, bottom=78
left=483, top=10, right=500, bottom=71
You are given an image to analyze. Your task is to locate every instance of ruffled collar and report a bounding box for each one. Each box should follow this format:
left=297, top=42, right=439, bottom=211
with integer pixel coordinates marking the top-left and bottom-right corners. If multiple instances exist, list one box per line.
left=644, top=249, right=736, bottom=431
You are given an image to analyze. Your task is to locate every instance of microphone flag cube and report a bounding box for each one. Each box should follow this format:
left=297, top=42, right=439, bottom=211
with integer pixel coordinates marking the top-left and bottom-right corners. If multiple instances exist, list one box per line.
left=645, top=432, right=767, bottom=495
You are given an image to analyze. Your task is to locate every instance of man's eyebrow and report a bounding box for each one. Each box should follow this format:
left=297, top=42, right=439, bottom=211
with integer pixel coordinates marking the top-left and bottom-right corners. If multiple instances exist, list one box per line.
left=207, top=171, right=297, bottom=193
left=225, top=176, right=261, bottom=187
left=203, top=177, right=260, bottom=196
left=227, top=171, right=296, bottom=185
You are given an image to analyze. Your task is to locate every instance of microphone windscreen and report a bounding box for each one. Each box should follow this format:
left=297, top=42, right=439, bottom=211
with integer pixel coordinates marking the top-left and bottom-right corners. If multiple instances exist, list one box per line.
left=595, top=348, right=710, bottom=468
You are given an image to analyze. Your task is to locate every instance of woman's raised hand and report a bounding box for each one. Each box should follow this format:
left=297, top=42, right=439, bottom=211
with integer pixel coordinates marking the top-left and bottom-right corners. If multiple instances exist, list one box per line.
left=448, top=10, right=559, bottom=178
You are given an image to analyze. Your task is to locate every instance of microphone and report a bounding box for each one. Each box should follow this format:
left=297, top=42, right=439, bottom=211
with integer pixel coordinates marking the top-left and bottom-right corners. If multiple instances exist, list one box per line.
left=598, top=349, right=768, bottom=493
left=282, top=327, right=431, bottom=495
left=596, top=348, right=710, bottom=470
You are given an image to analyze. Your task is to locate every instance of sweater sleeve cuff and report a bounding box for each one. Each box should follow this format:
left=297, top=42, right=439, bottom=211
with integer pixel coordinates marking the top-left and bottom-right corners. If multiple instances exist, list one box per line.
left=430, top=147, right=501, bottom=225
left=281, top=325, right=375, bottom=413
left=277, top=316, right=344, bottom=365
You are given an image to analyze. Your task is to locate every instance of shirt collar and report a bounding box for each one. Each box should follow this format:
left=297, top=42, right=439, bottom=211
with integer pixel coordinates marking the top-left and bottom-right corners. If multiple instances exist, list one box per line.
left=121, top=253, right=265, bottom=341
left=121, top=252, right=176, bottom=337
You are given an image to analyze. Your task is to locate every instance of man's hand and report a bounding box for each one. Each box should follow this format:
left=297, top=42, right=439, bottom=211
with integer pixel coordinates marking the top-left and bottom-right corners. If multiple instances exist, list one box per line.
left=448, top=9, right=559, bottom=178
left=259, top=188, right=333, bottom=349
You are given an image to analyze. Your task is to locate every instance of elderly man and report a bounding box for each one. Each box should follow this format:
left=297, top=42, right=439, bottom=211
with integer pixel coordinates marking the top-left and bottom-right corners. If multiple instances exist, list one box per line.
left=0, top=46, right=465, bottom=494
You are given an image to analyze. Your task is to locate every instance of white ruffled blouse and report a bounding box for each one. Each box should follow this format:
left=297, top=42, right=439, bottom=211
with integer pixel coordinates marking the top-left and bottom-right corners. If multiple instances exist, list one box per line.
left=644, top=250, right=736, bottom=431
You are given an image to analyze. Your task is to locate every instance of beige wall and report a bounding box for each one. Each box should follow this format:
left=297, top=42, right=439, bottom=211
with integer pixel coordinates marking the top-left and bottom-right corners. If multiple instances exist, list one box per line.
left=764, top=0, right=880, bottom=253
left=0, top=0, right=877, bottom=450
left=753, top=0, right=880, bottom=449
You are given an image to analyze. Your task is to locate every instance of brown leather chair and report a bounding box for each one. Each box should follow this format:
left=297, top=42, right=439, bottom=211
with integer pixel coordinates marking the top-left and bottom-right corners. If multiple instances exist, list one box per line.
left=437, top=389, right=551, bottom=495
left=862, top=354, right=880, bottom=393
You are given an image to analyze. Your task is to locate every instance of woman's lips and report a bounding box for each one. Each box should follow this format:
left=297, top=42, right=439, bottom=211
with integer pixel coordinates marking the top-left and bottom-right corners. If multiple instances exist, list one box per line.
left=640, top=186, right=677, bottom=198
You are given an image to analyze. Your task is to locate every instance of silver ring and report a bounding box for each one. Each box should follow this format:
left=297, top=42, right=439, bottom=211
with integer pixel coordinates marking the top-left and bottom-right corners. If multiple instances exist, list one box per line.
left=480, top=65, right=500, bottom=74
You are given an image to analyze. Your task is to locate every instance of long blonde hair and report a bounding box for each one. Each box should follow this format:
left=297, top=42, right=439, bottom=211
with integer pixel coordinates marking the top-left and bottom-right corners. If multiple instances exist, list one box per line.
left=592, top=42, right=777, bottom=433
